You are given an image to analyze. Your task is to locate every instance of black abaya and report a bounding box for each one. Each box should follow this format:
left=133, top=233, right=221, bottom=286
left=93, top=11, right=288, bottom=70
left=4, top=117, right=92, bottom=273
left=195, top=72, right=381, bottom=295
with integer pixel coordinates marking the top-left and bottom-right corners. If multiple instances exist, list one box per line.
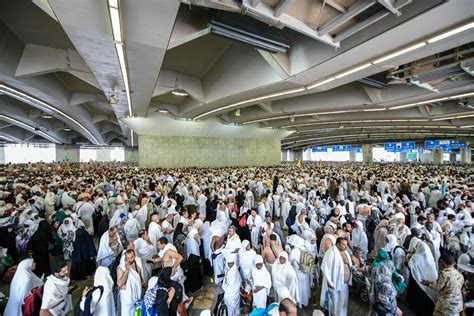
left=406, top=274, right=435, bottom=316
left=0, top=227, right=19, bottom=264
left=184, top=254, right=202, bottom=292
left=70, top=227, right=97, bottom=280
left=28, top=220, right=54, bottom=277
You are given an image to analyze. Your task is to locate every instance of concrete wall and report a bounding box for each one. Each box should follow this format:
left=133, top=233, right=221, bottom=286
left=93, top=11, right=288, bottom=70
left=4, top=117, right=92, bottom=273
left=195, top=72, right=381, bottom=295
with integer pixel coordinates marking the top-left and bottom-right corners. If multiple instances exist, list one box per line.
left=139, top=135, right=281, bottom=168
left=125, top=148, right=139, bottom=162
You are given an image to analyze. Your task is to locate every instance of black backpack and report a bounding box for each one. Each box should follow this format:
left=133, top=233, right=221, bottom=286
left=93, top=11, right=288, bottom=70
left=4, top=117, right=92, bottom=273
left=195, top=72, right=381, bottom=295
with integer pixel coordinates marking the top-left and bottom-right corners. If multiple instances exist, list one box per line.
left=73, top=286, right=104, bottom=316
left=108, top=253, right=123, bottom=285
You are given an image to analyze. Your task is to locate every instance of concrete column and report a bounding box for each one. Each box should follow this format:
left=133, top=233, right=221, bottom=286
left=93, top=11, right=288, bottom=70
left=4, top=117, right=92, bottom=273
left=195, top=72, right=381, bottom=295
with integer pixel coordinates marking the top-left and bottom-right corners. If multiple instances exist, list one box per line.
left=55, top=145, right=79, bottom=162
left=294, top=150, right=303, bottom=162
left=96, top=148, right=111, bottom=162
left=461, top=147, right=471, bottom=163
left=0, top=146, right=5, bottom=164
left=303, top=148, right=311, bottom=161
left=125, top=148, right=139, bottom=163
left=362, top=144, right=373, bottom=163
left=288, top=150, right=295, bottom=162
left=432, top=148, right=443, bottom=164
left=400, top=152, right=408, bottom=162
left=449, top=152, right=457, bottom=163
left=349, top=151, right=356, bottom=162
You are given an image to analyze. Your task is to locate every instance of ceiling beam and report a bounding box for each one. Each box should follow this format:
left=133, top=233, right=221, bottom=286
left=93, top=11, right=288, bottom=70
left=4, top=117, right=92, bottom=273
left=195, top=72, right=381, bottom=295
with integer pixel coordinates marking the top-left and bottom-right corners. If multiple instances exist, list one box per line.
left=326, top=0, right=346, bottom=13
left=274, top=0, right=295, bottom=18
left=318, top=0, right=376, bottom=36
left=378, top=0, right=403, bottom=16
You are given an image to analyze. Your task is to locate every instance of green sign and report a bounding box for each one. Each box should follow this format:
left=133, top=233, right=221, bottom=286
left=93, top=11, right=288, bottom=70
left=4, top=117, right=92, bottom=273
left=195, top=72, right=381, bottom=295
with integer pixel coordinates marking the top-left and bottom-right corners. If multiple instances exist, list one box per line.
left=407, top=153, right=417, bottom=160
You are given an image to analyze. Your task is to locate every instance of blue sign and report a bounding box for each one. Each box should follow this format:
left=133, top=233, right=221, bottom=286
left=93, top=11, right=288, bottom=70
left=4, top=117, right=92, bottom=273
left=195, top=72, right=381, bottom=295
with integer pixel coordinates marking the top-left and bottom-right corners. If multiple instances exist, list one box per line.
left=424, top=140, right=440, bottom=149
left=449, top=141, right=467, bottom=148
left=332, top=145, right=351, bottom=152
left=352, top=147, right=362, bottom=153
left=384, top=142, right=415, bottom=152
left=417, top=148, right=424, bottom=154
left=312, top=146, right=328, bottom=152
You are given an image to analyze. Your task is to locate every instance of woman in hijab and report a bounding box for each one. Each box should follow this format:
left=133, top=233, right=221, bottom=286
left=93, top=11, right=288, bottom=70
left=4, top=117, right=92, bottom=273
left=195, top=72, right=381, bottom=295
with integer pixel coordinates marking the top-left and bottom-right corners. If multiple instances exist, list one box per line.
left=57, top=216, right=76, bottom=260
left=184, top=228, right=203, bottom=292
left=239, top=240, right=257, bottom=281
left=222, top=253, right=242, bottom=316
left=4, top=258, right=44, bottom=316
left=144, top=267, right=180, bottom=316
left=90, top=266, right=116, bottom=316
left=28, top=219, right=55, bottom=277
left=368, top=259, right=399, bottom=316
left=250, top=255, right=272, bottom=309
left=271, top=251, right=299, bottom=303
left=200, top=221, right=213, bottom=276
left=406, top=237, right=438, bottom=315
left=0, top=224, right=19, bottom=263
left=173, top=222, right=186, bottom=257
left=373, top=219, right=389, bottom=253
left=70, top=225, right=97, bottom=280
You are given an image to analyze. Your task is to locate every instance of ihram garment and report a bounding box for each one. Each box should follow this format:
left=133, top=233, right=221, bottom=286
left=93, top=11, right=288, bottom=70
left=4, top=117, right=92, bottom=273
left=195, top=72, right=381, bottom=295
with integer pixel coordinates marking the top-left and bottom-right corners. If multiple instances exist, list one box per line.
left=251, top=255, right=272, bottom=309
left=271, top=251, right=299, bottom=303
left=222, top=253, right=242, bottom=316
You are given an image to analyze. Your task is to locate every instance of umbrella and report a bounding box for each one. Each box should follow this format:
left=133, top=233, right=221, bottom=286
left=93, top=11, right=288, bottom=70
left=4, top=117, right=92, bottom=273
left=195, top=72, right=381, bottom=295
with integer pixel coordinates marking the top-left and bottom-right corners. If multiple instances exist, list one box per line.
left=162, top=175, right=175, bottom=182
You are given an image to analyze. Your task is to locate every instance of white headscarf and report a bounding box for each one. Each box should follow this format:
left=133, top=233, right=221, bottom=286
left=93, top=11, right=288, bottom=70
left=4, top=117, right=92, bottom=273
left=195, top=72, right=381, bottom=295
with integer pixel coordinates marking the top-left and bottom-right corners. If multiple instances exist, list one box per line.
left=271, top=251, right=299, bottom=303
left=91, top=266, right=116, bottom=316
left=186, top=228, right=201, bottom=259
left=239, top=240, right=256, bottom=279
left=251, top=255, right=271, bottom=289
left=385, top=234, right=398, bottom=253
left=4, top=258, right=44, bottom=316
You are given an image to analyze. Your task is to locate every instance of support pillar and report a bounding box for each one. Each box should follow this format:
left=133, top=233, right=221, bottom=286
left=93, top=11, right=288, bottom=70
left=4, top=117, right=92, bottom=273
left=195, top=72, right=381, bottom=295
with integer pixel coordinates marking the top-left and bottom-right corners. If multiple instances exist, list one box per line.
left=55, top=145, right=79, bottom=162
left=362, top=144, right=373, bottom=163
left=349, top=151, right=356, bottom=162
left=125, top=148, right=139, bottom=163
left=303, top=148, right=311, bottom=161
left=288, top=150, right=295, bottom=162
left=449, top=152, right=457, bottom=163
left=0, top=146, right=5, bottom=164
left=461, top=147, right=471, bottom=163
left=432, top=148, right=443, bottom=164
left=294, top=150, right=303, bottom=162
left=400, top=152, right=408, bottom=162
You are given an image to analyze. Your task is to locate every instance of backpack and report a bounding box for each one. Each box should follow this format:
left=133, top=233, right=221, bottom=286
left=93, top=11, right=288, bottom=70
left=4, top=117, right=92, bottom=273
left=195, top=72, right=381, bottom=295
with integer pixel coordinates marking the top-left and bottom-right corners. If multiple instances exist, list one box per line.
left=108, top=254, right=123, bottom=285
left=238, top=214, right=247, bottom=228
left=299, top=250, right=315, bottom=273
left=22, top=286, right=43, bottom=316
left=74, top=286, right=104, bottom=316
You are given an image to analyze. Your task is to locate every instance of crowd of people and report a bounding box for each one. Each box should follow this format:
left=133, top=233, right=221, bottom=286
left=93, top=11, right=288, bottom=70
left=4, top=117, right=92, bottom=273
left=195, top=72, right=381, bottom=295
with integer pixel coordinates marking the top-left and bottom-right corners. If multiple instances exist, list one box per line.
left=0, top=160, right=473, bottom=316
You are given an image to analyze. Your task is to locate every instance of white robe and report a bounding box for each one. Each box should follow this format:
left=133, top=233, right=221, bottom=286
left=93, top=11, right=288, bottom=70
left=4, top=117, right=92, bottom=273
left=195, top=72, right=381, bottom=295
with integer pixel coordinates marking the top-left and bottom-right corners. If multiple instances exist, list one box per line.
left=238, top=241, right=256, bottom=280
left=247, top=214, right=263, bottom=249
left=251, top=258, right=272, bottom=309
left=408, top=238, right=439, bottom=302
left=134, top=238, right=155, bottom=281
left=223, top=257, right=242, bottom=316
left=118, top=260, right=143, bottom=316
left=271, top=252, right=299, bottom=303
left=289, top=247, right=312, bottom=307
left=41, top=275, right=73, bottom=315
left=97, top=231, right=122, bottom=266
left=148, top=221, right=163, bottom=252
left=92, top=266, right=116, bottom=316
left=4, top=259, right=44, bottom=316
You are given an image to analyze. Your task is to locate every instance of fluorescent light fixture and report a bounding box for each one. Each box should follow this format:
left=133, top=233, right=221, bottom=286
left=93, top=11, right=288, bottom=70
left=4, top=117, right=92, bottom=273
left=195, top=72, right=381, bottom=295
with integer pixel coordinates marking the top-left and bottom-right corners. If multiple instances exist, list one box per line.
left=432, top=117, right=455, bottom=121
left=456, top=114, right=474, bottom=119
left=109, top=7, right=122, bottom=42
left=0, top=114, right=60, bottom=143
left=64, top=128, right=71, bottom=132
left=0, top=84, right=100, bottom=144
left=417, top=97, right=449, bottom=105
left=462, top=125, right=474, bottom=128
left=158, top=108, right=170, bottom=114
left=41, top=114, right=53, bottom=119
left=242, top=115, right=288, bottom=125
left=130, top=129, right=134, bottom=147
left=427, top=22, right=474, bottom=43
left=363, top=108, right=385, bottom=112
left=373, top=42, right=426, bottom=64
left=171, top=90, right=189, bottom=97
left=193, top=87, right=306, bottom=120
left=108, top=0, right=132, bottom=117
left=334, top=63, right=371, bottom=79
left=307, top=77, right=335, bottom=90
left=448, top=92, right=474, bottom=99
left=0, top=134, right=14, bottom=142
left=388, top=103, right=417, bottom=110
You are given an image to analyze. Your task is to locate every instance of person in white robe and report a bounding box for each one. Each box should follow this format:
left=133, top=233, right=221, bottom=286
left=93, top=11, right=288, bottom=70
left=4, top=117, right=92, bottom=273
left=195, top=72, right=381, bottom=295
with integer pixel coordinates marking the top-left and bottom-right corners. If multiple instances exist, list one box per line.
left=97, top=227, right=123, bottom=267
left=352, top=220, right=368, bottom=257
left=222, top=253, right=242, bottom=316
left=124, top=213, right=141, bottom=241
left=134, top=202, right=149, bottom=230
left=239, top=240, right=257, bottom=280
left=148, top=213, right=163, bottom=252
left=407, top=237, right=439, bottom=303
left=320, top=239, right=352, bottom=316
left=291, top=210, right=310, bottom=236
left=134, top=230, right=155, bottom=281
left=251, top=255, right=272, bottom=309
left=80, top=266, right=116, bottom=316
left=75, top=196, right=95, bottom=236
left=209, top=220, right=227, bottom=285
left=272, top=251, right=299, bottom=303
left=117, top=249, right=144, bottom=316
left=281, top=196, right=291, bottom=229
left=288, top=235, right=311, bottom=307
left=40, top=262, right=73, bottom=315
left=247, top=210, right=263, bottom=249
left=224, top=225, right=242, bottom=254
left=4, top=258, right=44, bottom=316
left=57, top=217, right=76, bottom=260
left=162, top=213, right=175, bottom=243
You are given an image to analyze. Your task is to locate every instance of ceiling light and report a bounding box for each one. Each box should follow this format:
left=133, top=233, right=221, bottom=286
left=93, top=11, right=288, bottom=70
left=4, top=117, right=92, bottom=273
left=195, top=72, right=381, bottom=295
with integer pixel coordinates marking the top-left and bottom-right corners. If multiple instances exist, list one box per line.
left=0, top=134, right=14, bottom=142
left=307, top=78, right=335, bottom=90
left=388, top=103, right=417, bottom=110
left=0, top=114, right=61, bottom=143
left=448, top=92, right=474, bottom=99
left=64, top=128, right=71, bottom=132
left=373, top=42, right=426, bottom=64
left=158, top=108, right=170, bottom=114
left=334, top=63, right=372, bottom=79
left=172, top=90, right=189, bottom=97
left=41, top=114, right=53, bottom=119
left=432, top=117, right=455, bottom=121
left=363, top=108, right=385, bottom=112
left=417, top=97, right=449, bottom=105
left=462, top=125, right=474, bottom=128
left=130, top=129, right=134, bottom=147
left=427, top=22, right=474, bottom=43
left=0, top=84, right=100, bottom=144
left=193, top=87, right=306, bottom=120
left=234, top=109, right=241, bottom=117
left=456, top=114, right=474, bottom=119
left=242, top=115, right=288, bottom=125
left=108, top=0, right=132, bottom=117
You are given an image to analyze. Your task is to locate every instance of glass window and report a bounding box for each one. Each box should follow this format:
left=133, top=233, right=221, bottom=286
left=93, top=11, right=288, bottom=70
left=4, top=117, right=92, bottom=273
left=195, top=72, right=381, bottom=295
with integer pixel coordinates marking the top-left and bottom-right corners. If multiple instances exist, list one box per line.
left=4, top=143, right=55, bottom=163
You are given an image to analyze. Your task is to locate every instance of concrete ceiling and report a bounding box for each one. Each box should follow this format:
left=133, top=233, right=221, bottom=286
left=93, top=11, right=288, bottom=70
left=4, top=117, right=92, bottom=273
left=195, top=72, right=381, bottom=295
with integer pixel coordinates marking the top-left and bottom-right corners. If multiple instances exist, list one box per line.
left=0, top=0, right=472, bottom=149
